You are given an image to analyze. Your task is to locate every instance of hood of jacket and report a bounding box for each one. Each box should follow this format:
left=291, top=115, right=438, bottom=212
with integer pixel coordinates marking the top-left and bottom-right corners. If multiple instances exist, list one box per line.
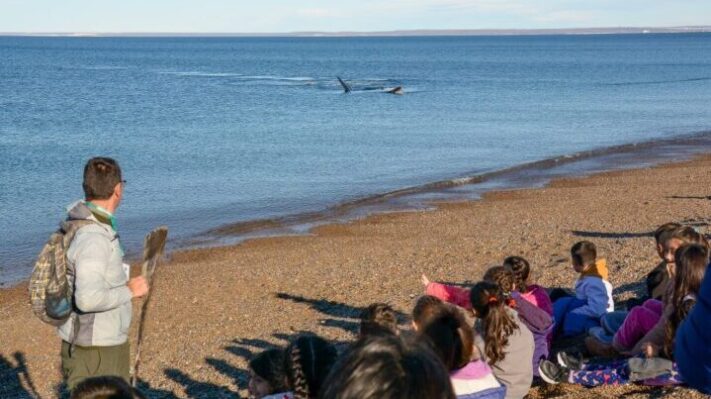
left=62, top=201, right=114, bottom=237
left=580, top=258, right=609, bottom=281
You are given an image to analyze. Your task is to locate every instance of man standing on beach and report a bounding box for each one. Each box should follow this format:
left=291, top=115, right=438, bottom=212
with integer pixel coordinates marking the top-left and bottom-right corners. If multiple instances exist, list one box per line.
left=57, top=157, right=149, bottom=390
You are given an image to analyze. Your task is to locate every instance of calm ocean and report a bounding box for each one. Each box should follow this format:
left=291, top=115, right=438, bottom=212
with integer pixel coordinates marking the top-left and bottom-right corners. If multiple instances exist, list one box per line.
left=1, top=34, right=711, bottom=284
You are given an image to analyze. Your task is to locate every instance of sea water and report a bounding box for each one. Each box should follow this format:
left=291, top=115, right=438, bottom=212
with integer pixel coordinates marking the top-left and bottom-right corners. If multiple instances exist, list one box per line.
left=1, top=34, right=711, bottom=284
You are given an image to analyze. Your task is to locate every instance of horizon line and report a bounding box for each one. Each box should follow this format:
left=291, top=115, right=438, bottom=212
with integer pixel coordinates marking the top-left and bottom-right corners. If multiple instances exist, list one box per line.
left=2, top=25, right=711, bottom=37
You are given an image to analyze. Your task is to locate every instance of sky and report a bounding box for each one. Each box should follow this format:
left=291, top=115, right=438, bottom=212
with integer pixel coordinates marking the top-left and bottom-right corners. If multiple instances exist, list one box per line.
left=1, top=0, right=710, bottom=33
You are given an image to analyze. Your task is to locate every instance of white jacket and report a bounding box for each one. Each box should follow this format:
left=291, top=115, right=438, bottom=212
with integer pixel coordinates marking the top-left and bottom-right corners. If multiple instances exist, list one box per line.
left=57, top=201, right=133, bottom=347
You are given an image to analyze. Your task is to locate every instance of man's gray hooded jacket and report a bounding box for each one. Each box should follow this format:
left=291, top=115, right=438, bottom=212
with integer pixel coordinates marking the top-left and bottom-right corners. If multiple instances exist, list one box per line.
left=57, top=201, right=133, bottom=347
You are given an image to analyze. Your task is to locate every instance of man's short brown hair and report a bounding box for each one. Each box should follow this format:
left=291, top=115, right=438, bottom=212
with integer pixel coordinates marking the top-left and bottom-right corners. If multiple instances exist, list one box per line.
left=83, top=157, right=122, bottom=200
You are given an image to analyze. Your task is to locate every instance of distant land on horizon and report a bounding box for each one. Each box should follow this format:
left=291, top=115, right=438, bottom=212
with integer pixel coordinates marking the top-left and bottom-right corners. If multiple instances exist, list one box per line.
left=2, top=26, right=711, bottom=37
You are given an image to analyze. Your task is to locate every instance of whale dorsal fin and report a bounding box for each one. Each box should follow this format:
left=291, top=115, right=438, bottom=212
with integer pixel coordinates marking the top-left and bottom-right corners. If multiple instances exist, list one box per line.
left=337, top=76, right=352, bottom=93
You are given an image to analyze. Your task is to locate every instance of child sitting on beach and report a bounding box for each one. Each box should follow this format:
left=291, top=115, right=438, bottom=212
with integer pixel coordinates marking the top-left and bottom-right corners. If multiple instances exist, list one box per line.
left=539, top=243, right=708, bottom=388
left=248, top=349, right=291, bottom=399
left=552, top=241, right=613, bottom=337
left=359, top=302, right=400, bottom=339
left=587, top=226, right=708, bottom=357
left=283, top=335, right=338, bottom=399
left=412, top=296, right=504, bottom=398
left=422, top=265, right=553, bottom=374
left=504, top=256, right=553, bottom=317
left=484, top=266, right=553, bottom=375
left=646, top=222, right=683, bottom=301
left=320, top=334, right=456, bottom=399
left=675, top=246, right=711, bottom=394
left=470, top=281, right=534, bottom=399
left=589, top=223, right=682, bottom=347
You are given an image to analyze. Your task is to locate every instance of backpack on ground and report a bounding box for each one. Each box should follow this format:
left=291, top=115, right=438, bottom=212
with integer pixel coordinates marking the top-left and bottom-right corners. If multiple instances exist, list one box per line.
left=29, top=220, right=94, bottom=326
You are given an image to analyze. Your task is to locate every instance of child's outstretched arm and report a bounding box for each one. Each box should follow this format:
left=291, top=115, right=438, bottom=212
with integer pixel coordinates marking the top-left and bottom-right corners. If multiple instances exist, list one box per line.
left=421, top=274, right=472, bottom=309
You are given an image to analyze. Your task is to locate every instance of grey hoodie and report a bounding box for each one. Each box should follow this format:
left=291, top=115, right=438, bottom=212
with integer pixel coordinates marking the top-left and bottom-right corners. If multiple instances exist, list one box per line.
left=474, top=308, right=534, bottom=399
left=57, top=201, right=133, bottom=347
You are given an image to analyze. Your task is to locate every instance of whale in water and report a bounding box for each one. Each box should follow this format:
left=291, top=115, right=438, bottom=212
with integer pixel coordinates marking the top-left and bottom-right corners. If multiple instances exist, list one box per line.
left=385, top=86, right=403, bottom=95
left=337, top=76, right=352, bottom=93
left=337, top=77, right=403, bottom=94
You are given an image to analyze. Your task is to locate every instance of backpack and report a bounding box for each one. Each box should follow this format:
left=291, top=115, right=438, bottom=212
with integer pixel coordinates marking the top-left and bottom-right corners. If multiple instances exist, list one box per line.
left=29, top=219, right=94, bottom=326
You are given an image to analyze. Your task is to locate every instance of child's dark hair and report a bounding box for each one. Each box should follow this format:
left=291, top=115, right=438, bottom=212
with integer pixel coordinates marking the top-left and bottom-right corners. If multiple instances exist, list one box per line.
left=320, top=335, right=456, bottom=399
left=503, top=256, right=531, bottom=292
left=571, top=241, right=597, bottom=267
left=360, top=303, right=399, bottom=338
left=284, top=334, right=338, bottom=399
left=654, top=222, right=682, bottom=245
left=417, top=304, right=474, bottom=371
left=669, top=226, right=709, bottom=248
left=412, top=295, right=445, bottom=328
left=70, top=376, right=145, bottom=399
left=248, top=348, right=288, bottom=394
left=663, top=244, right=709, bottom=358
left=469, top=281, right=518, bottom=365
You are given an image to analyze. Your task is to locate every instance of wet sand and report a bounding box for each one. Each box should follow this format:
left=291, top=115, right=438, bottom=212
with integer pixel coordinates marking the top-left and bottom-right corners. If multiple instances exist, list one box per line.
left=2, top=154, right=711, bottom=398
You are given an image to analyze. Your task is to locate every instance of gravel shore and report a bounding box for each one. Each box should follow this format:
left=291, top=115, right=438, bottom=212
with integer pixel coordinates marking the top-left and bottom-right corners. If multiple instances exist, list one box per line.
left=2, top=155, right=711, bottom=398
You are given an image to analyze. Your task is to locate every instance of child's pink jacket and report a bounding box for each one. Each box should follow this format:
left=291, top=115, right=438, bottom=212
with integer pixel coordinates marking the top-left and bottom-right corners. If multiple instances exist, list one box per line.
left=425, top=282, right=472, bottom=309
left=425, top=282, right=553, bottom=316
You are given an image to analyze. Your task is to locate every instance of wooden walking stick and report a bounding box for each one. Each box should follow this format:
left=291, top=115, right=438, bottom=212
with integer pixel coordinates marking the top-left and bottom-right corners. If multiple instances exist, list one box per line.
left=131, top=226, right=168, bottom=387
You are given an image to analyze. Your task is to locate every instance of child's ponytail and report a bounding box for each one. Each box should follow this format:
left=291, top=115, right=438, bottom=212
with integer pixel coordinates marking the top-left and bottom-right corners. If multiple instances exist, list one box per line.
left=289, top=345, right=310, bottom=398
left=470, top=281, right=518, bottom=365
left=483, top=266, right=516, bottom=308
left=284, top=335, right=338, bottom=399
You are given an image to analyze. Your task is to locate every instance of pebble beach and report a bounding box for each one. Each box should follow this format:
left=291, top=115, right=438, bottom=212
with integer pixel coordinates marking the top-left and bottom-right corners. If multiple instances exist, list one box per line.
left=2, top=154, right=711, bottom=398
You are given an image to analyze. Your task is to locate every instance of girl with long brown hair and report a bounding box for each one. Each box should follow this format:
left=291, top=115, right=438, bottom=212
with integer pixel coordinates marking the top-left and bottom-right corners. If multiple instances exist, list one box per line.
left=470, top=281, right=534, bottom=399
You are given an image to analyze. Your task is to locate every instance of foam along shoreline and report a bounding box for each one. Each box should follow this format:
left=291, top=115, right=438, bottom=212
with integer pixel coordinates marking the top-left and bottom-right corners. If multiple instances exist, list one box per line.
left=2, top=130, right=710, bottom=287
left=181, top=130, right=711, bottom=251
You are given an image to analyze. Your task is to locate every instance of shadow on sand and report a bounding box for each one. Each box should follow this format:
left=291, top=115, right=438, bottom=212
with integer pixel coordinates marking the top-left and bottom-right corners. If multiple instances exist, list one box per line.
left=571, top=230, right=654, bottom=239
left=0, top=352, right=41, bottom=399
left=150, top=292, right=379, bottom=398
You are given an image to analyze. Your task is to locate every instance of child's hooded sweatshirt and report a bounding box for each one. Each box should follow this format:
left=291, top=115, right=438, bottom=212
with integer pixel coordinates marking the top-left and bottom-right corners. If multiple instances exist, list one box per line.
left=572, top=259, right=614, bottom=318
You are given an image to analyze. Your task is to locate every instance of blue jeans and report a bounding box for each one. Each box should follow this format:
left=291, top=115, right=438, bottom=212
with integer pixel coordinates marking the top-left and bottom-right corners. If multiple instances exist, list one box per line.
left=553, top=297, right=599, bottom=337
left=600, top=310, right=629, bottom=334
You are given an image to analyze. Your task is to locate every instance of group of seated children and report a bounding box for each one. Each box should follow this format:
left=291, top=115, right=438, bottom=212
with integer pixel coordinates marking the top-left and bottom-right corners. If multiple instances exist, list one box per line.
left=243, top=222, right=709, bottom=399
left=70, top=223, right=710, bottom=399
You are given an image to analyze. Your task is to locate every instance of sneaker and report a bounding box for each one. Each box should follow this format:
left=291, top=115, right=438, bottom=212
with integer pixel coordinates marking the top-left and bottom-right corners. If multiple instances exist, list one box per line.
left=584, top=336, right=619, bottom=358
left=588, top=326, right=613, bottom=345
left=556, top=351, right=583, bottom=370
left=538, top=360, right=570, bottom=385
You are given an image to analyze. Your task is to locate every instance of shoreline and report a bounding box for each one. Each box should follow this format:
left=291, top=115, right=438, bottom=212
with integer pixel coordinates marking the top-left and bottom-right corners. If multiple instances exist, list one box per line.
left=4, top=130, right=711, bottom=288
left=2, top=151, right=711, bottom=398
left=180, top=130, right=711, bottom=265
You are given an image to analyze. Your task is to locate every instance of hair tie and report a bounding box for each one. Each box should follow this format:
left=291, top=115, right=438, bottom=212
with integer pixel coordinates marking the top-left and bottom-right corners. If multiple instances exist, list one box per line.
left=505, top=298, right=517, bottom=308
left=487, top=295, right=498, bottom=304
